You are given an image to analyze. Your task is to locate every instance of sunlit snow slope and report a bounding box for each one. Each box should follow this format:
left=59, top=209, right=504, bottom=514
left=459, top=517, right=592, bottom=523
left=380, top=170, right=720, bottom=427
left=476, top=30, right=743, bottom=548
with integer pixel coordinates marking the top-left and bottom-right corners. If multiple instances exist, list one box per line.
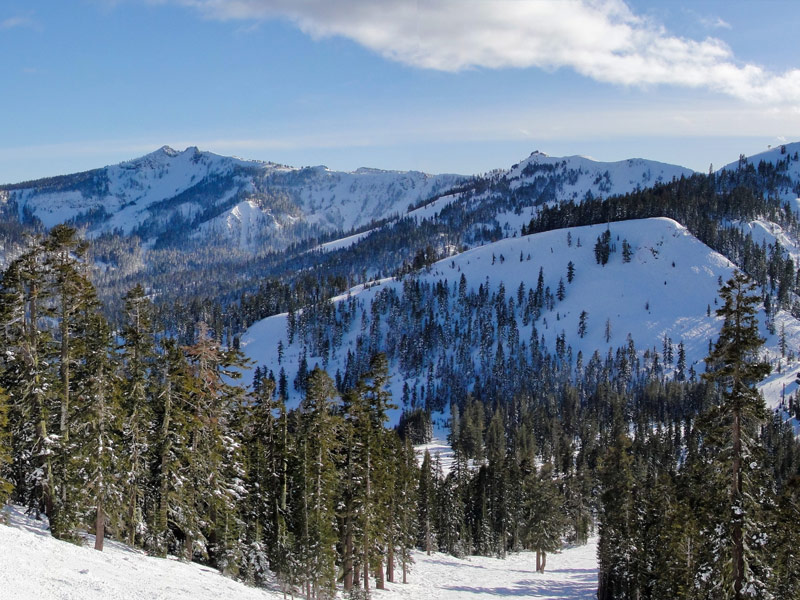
left=0, top=504, right=598, bottom=600
left=241, top=218, right=800, bottom=418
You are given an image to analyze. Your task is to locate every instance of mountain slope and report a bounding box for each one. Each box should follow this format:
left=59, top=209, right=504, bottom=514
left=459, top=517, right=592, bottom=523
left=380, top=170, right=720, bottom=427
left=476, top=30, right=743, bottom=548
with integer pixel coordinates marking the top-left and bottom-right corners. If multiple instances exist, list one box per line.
left=507, top=151, right=695, bottom=200
left=718, top=141, right=800, bottom=203
left=240, top=218, right=799, bottom=418
left=1, top=146, right=465, bottom=250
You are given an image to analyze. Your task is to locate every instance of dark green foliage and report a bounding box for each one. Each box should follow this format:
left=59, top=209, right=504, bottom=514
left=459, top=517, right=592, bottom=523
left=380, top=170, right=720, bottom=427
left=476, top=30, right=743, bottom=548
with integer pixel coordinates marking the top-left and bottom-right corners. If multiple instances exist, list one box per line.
left=701, top=272, right=772, bottom=598
left=594, top=228, right=612, bottom=266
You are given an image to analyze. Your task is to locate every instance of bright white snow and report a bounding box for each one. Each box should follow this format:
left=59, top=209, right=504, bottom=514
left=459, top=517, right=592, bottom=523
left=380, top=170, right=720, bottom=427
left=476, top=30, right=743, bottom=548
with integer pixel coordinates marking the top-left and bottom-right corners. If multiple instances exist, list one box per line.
left=0, top=504, right=599, bottom=600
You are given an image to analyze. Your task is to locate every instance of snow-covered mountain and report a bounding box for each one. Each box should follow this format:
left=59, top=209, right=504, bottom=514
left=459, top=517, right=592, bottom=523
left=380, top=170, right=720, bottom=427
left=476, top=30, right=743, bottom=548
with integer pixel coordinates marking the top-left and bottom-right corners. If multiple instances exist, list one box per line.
left=241, top=218, right=800, bottom=420
left=507, top=151, right=695, bottom=200
left=1, top=146, right=465, bottom=250
left=391, top=151, right=697, bottom=244
left=1, top=146, right=699, bottom=251
left=718, top=141, right=800, bottom=203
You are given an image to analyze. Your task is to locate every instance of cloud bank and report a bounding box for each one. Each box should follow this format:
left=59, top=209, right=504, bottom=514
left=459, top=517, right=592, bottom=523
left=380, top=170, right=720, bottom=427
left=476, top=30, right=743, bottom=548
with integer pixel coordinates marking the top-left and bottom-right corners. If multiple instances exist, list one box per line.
left=169, top=0, right=800, bottom=105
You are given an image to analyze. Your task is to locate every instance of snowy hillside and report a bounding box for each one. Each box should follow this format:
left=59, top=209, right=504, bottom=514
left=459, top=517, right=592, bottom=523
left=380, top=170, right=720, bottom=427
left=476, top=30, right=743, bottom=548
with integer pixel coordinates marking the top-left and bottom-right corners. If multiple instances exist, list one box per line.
left=718, top=141, right=800, bottom=203
left=2, top=146, right=464, bottom=249
left=241, top=218, right=800, bottom=416
left=507, top=151, right=695, bottom=200
left=0, top=504, right=598, bottom=600
left=400, top=151, right=696, bottom=243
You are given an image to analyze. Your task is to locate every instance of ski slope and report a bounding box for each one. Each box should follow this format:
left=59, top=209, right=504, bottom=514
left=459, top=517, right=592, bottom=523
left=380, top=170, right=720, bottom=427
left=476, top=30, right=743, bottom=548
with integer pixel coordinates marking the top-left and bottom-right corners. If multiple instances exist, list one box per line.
left=0, top=504, right=598, bottom=600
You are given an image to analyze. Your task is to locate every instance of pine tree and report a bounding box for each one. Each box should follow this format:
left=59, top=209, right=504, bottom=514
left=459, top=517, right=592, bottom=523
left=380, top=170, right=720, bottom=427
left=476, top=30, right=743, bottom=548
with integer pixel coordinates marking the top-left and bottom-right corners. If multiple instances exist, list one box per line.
left=45, top=225, right=92, bottom=539
left=702, top=271, right=772, bottom=598
left=118, top=284, right=157, bottom=546
left=578, top=311, right=588, bottom=338
left=597, top=433, right=636, bottom=600
left=149, top=338, right=196, bottom=558
left=594, top=229, right=612, bottom=266
left=417, top=449, right=437, bottom=555
left=71, top=309, right=123, bottom=551
left=343, top=353, right=397, bottom=593
left=621, top=239, right=633, bottom=263
left=295, top=367, right=340, bottom=599
left=241, top=371, right=281, bottom=585
left=769, top=476, right=800, bottom=598
left=392, top=436, right=419, bottom=583
left=521, top=462, right=568, bottom=572
left=0, top=237, right=59, bottom=529
left=182, top=322, right=249, bottom=568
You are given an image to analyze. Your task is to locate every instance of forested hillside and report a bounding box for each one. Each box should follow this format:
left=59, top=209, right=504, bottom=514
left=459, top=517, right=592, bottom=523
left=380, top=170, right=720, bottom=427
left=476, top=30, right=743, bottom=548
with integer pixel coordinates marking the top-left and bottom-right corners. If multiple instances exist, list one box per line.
left=0, top=143, right=799, bottom=599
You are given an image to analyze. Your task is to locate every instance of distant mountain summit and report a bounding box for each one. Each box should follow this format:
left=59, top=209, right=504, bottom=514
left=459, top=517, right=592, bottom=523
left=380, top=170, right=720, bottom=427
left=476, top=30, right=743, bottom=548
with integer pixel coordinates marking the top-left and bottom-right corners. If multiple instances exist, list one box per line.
left=0, top=146, right=702, bottom=253
left=0, top=146, right=465, bottom=250
left=718, top=141, right=800, bottom=203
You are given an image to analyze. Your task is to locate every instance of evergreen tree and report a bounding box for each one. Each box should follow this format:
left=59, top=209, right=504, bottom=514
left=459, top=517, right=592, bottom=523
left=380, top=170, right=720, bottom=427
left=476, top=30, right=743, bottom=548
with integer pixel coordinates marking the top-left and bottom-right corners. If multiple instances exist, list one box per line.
left=45, top=225, right=92, bottom=539
left=702, top=271, right=773, bottom=599
left=182, top=322, right=249, bottom=568
left=597, top=433, right=636, bottom=600
left=71, top=309, right=123, bottom=551
left=118, top=284, right=157, bottom=546
left=295, top=367, right=340, bottom=599
left=521, top=462, right=568, bottom=572
left=417, top=449, right=437, bottom=555
left=392, top=436, right=419, bottom=583
left=594, top=229, right=612, bottom=266
left=149, top=338, right=196, bottom=558
left=769, top=476, right=800, bottom=598
left=0, top=238, right=58, bottom=527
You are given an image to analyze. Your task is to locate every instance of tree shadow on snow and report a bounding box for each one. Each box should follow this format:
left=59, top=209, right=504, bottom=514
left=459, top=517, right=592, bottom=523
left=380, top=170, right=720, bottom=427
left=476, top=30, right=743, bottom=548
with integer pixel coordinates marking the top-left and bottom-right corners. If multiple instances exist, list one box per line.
left=443, top=568, right=596, bottom=598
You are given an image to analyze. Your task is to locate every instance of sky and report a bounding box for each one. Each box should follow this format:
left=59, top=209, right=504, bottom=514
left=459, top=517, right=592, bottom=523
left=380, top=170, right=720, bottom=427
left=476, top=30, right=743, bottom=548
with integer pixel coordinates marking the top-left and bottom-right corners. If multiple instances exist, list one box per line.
left=1, top=0, right=800, bottom=183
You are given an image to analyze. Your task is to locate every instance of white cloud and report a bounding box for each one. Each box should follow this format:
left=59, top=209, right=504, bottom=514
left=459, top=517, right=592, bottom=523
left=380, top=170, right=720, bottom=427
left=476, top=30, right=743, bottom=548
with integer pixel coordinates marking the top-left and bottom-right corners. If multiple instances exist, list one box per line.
left=1, top=15, right=39, bottom=30
left=167, top=0, right=800, bottom=105
left=703, top=16, right=732, bottom=30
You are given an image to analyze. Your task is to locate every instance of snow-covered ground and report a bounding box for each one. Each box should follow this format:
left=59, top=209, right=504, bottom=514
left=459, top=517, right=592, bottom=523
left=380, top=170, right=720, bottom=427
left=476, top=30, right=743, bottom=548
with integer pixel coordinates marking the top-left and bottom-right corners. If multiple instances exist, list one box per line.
left=0, top=505, right=278, bottom=600
left=0, top=503, right=598, bottom=600
left=379, top=540, right=597, bottom=600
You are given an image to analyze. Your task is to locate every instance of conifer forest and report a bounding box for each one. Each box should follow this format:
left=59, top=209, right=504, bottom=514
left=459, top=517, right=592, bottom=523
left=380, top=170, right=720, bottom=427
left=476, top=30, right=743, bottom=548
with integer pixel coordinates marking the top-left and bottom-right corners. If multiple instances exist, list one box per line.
left=1, top=152, right=800, bottom=600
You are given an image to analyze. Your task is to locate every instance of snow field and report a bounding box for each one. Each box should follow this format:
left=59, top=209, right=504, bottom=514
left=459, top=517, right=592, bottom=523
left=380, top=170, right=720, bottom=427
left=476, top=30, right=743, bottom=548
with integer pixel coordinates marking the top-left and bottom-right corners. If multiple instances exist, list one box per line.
left=0, top=504, right=599, bottom=600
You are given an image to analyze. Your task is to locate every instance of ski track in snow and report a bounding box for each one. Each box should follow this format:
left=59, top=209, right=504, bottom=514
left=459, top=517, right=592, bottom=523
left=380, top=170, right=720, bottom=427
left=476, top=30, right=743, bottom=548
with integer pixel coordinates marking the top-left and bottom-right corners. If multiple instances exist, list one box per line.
left=1, top=504, right=598, bottom=600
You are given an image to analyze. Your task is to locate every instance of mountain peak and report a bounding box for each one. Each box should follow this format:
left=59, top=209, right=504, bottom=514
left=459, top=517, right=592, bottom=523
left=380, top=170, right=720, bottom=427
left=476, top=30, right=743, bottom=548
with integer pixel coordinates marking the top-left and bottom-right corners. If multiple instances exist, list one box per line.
left=158, top=145, right=181, bottom=157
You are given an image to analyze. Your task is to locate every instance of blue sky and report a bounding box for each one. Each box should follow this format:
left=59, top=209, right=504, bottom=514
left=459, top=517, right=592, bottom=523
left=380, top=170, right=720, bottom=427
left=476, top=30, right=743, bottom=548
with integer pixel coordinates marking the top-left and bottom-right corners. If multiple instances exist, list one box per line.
left=1, top=0, right=799, bottom=182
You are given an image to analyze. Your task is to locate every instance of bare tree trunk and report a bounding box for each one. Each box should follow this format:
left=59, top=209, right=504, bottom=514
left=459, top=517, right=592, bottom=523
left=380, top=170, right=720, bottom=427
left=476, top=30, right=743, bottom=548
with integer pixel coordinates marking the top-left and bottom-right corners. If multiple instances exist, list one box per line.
left=732, top=409, right=744, bottom=598
left=363, top=551, right=370, bottom=593
left=94, top=504, right=105, bottom=551
left=343, top=521, right=353, bottom=591
left=387, top=540, right=394, bottom=582
left=376, top=553, right=385, bottom=589
left=184, top=534, right=192, bottom=561
left=426, top=515, right=432, bottom=555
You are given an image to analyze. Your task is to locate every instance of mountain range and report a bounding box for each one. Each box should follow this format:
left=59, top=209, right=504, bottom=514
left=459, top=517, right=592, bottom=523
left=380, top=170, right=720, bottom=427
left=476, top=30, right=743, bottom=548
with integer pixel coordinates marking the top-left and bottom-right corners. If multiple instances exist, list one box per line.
left=2, top=141, right=800, bottom=414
